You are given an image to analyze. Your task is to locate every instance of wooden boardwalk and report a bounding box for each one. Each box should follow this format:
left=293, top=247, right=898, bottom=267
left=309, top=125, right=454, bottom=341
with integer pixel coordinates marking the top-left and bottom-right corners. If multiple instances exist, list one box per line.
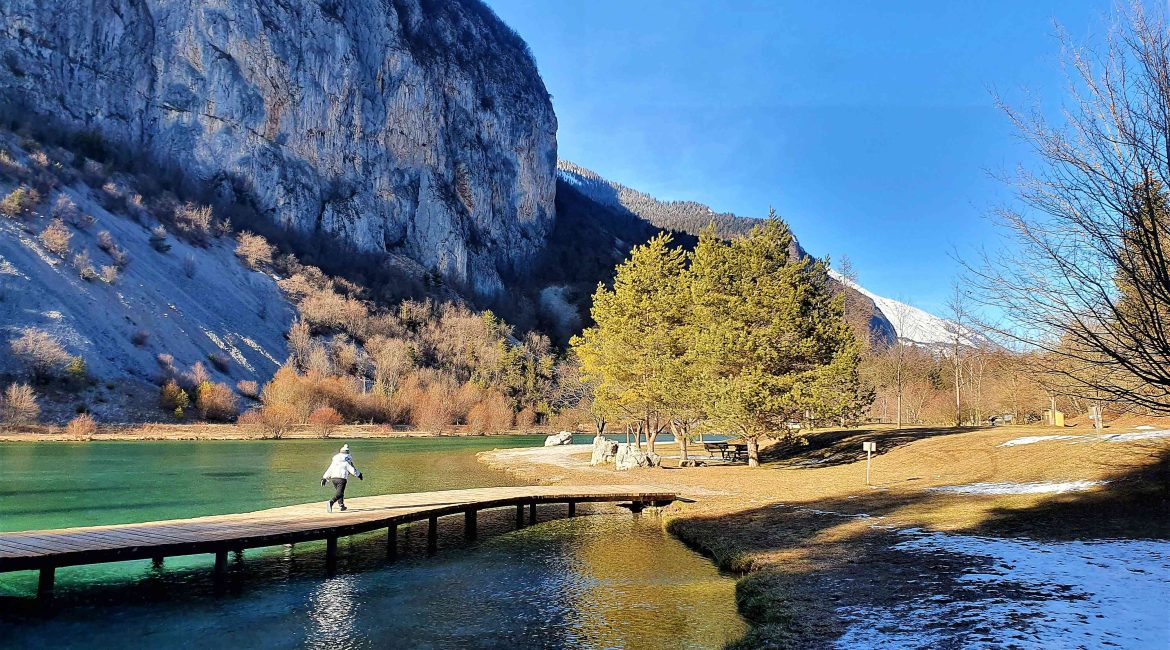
left=0, top=485, right=678, bottom=598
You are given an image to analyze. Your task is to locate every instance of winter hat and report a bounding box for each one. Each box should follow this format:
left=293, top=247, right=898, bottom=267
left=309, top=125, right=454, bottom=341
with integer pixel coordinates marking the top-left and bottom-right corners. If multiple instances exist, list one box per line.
left=340, top=444, right=350, bottom=453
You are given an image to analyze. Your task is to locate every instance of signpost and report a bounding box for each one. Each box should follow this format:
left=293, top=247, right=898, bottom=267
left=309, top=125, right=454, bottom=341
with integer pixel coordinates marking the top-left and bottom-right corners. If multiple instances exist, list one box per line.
left=862, top=441, right=876, bottom=485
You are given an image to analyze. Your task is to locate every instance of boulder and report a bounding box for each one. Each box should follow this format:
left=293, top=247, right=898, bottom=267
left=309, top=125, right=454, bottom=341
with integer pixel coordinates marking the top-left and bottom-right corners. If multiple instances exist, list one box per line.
left=590, top=435, right=619, bottom=465
left=543, top=431, right=574, bottom=447
left=614, top=443, right=660, bottom=470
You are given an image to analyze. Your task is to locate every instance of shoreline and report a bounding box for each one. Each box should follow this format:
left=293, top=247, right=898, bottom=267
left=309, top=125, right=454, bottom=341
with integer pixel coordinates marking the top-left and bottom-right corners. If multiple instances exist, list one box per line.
left=476, top=426, right=1170, bottom=648
left=0, top=423, right=572, bottom=442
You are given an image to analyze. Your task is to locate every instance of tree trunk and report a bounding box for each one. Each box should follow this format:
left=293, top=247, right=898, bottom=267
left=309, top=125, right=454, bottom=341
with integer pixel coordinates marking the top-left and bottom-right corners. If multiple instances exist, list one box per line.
left=672, top=421, right=688, bottom=461
left=896, top=390, right=903, bottom=430
left=747, top=437, right=760, bottom=468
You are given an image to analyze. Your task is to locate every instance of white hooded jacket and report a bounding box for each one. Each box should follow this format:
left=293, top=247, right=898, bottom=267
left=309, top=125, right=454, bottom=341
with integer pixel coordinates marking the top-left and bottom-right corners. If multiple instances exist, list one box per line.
left=322, top=452, right=361, bottom=480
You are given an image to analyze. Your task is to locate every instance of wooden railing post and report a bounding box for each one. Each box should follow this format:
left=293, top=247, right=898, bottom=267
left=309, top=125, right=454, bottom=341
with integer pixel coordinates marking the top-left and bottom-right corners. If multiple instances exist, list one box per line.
left=516, top=503, right=525, bottom=528
left=528, top=503, right=537, bottom=524
left=567, top=501, right=577, bottom=517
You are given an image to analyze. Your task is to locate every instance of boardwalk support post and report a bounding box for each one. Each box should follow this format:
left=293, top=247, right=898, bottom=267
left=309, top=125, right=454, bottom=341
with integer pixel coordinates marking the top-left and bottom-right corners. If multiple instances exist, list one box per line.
left=151, top=557, right=164, bottom=568
left=387, top=524, right=397, bottom=560
left=427, top=515, right=438, bottom=554
left=326, top=537, right=338, bottom=574
left=213, top=550, right=228, bottom=592
left=37, top=566, right=54, bottom=601
left=516, top=503, right=525, bottom=528
left=567, top=502, right=576, bottom=517
left=528, top=503, right=537, bottom=524
left=464, top=509, right=477, bottom=541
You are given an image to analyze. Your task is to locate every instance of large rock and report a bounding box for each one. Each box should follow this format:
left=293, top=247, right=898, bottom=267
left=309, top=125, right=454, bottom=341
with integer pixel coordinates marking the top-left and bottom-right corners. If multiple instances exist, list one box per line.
left=590, top=434, right=618, bottom=465
left=543, top=431, right=573, bottom=447
left=614, top=443, right=660, bottom=471
left=0, top=0, right=557, bottom=298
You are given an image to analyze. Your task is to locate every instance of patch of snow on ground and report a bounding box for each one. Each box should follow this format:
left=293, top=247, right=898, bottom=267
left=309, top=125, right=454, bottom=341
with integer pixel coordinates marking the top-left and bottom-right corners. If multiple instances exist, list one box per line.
left=1133, top=425, right=1156, bottom=430
left=999, top=435, right=1082, bottom=447
left=1098, top=430, right=1170, bottom=443
left=835, top=531, right=1170, bottom=649
left=1001, top=431, right=1170, bottom=447
left=929, top=481, right=1106, bottom=495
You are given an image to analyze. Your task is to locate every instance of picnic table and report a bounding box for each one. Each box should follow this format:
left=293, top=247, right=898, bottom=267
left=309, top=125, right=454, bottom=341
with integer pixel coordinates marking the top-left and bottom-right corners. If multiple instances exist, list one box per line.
left=702, top=441, right=749, bottom=463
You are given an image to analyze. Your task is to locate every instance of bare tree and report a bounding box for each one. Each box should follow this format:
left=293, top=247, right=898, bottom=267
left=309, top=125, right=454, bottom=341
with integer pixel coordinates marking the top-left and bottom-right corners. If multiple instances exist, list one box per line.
left=968, top=6, right=1170, bottom=412
left=944, top=284, right=968, bottom=426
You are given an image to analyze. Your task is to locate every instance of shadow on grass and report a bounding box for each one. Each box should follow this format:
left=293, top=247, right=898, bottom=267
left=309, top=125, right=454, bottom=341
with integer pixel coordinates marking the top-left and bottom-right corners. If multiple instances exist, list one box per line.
left=667, top=444, right=1170, bottom=649
left=761, top=425, right=978, bottom=468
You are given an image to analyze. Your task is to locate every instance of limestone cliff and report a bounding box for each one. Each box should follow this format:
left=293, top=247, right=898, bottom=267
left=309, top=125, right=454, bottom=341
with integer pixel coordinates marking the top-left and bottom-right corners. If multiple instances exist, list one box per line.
left=0, top=0, right=557, bottom=297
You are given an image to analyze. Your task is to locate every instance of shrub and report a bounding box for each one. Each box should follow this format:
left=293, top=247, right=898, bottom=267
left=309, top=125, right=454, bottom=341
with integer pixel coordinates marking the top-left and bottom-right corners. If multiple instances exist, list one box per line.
left=307, top=406, right=343, bottom=438
left=259, top=403, right=298, bottom=439
left=207, top=352, right=230, bottom=373
left=65, top=356, right=87, bottom=381
left=406, top=378, right=457, bottom=432
left=237, top=407, right=264, bottom=433
left=149, top=225, right=171, bottom=253
left=515, top=406, right=537, bottom=430
left=0, top=383, right=39, bottom=424
left=97, top=230, right=129, bottom=268
left=160, top=379, right=189, bottom=412
left=131, top=330, right=150, bottom=346
left=64, top=413, right=97, bottom=439
left=0, top=185, right=40, bottom=218
left=466, top=391, right=513, bottom=434
left=287, top=320, right=312, bottom=365
left=156, top=353, right=175, bottom=369
left=73, top=248, right=98, bottom=280
left=9, top=328, right=71, bottom=381
left=235, top=231, right=274, bottom=270
left=196, top=381, right=238, bottom=421
left=97, top=230, right=115, bottom=252
left=100, top=265, right=119, bottom=284
left=236, top=379, right=260, bottom=400
left=39, top=218, right=72, bottom=257
left=185, top=361, right=211, bottom=388
left=51, top=195, right=79, bottom=222
left=175, top=202, right=213, bottom=243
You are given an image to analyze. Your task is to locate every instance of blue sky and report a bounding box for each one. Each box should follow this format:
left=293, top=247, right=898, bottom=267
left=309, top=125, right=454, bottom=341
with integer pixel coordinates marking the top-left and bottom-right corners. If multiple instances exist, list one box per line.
left=485, top=0, right=1117, bottom=315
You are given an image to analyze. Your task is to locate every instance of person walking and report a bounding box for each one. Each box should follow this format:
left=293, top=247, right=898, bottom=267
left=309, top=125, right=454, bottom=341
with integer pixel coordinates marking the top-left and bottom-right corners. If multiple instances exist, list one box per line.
left=322, top=443, right=363, bottom=512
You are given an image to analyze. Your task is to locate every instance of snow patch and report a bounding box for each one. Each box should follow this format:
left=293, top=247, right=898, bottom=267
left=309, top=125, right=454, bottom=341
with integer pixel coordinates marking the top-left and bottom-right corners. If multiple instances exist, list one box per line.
left=928, top=481, right=1106, bottom=495
left=835, top=532, right=1170, bottom=649
left=1000, top=430, right=1170, bottom=447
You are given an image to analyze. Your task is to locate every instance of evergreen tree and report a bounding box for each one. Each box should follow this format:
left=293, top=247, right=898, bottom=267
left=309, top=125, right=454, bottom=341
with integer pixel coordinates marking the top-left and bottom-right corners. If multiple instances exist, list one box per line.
left=571, top=233, right=690, bottom=453
left=689, top=212, right=863, bottom=466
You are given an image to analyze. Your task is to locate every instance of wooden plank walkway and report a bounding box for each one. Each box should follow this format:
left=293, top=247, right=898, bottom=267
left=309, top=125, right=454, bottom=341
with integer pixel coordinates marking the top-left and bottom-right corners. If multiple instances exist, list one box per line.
left=0, top=485, right=677, bottom=598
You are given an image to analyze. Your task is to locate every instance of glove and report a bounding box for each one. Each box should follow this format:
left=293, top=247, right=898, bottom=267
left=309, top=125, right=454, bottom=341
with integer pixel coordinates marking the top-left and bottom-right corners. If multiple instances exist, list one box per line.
left=357, top=473, right=364, bottom=481
left=321, top=478, right=327, bottom=486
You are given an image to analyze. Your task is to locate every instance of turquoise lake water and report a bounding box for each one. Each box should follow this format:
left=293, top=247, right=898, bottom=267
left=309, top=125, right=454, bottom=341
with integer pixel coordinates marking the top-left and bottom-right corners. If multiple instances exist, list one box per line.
left=0, top=438, right=746, bottom=648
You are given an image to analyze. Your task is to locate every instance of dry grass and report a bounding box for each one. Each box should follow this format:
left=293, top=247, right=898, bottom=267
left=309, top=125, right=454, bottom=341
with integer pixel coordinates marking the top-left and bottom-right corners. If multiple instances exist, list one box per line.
left=480, top=423, right=1170, bottom=648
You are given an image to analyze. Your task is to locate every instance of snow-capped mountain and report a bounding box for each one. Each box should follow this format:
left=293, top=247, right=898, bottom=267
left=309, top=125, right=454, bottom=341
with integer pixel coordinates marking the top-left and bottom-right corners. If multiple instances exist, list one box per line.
left=830, top=270, right=984, bottom=349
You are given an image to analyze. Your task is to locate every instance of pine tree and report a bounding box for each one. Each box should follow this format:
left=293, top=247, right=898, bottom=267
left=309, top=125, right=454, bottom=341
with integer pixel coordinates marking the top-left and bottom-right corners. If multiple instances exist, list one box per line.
left=571, top=233, right=690, bottom=453
left=689, top=212, right=863, bottom=466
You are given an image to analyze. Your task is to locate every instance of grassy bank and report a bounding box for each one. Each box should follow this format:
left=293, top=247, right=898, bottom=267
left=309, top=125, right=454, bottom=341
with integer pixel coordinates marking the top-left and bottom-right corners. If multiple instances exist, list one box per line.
left=480, top=423, right=1170, bottom=648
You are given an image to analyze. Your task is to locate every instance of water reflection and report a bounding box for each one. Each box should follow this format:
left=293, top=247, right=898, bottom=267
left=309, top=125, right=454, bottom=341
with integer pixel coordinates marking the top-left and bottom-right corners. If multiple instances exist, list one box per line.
left=0, top=515, right=745, bottom=649
left=306, top=575, right=360, bottom=650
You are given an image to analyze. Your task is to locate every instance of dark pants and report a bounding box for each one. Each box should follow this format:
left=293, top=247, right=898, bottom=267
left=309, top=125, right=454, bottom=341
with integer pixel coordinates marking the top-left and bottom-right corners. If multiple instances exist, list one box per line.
left=330, top=478, right=347, bottom=508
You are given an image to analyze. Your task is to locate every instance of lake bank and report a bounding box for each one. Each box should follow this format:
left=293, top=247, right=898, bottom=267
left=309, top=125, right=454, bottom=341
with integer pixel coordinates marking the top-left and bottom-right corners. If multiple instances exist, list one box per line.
left=0, top=422, right=577, bottom=442
left=478, top=425, right=1170, bottom=648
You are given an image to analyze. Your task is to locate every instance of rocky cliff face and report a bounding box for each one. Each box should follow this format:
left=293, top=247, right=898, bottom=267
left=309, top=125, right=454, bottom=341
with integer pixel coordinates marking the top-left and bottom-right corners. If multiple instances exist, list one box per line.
left=0, top=0, right=557, bottom=297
